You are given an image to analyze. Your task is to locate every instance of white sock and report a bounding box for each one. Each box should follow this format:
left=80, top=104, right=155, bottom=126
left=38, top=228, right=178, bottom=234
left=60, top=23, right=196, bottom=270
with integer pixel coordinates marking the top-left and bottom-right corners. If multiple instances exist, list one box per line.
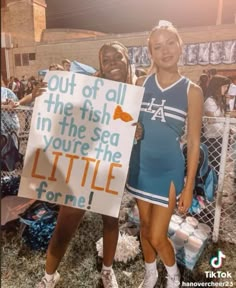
left=145, top=260, right=157, bottom=273
left=165, top=262, right=179, bottom=277
left=102, top=264, right=112, bottom=271
left=45, top=271, right=56, bottom=282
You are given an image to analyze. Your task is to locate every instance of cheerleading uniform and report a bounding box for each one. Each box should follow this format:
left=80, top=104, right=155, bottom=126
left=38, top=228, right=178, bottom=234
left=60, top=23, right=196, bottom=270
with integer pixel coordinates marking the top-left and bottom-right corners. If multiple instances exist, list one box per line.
left=126, top=74, right=190, bottom=207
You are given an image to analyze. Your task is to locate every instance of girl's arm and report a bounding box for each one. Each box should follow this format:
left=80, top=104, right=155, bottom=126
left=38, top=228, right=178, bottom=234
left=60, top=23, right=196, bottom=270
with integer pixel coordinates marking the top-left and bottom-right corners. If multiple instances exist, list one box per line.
left=13, top=82, right=47, bottom=107
left=178, top=82, right=204, bottom=212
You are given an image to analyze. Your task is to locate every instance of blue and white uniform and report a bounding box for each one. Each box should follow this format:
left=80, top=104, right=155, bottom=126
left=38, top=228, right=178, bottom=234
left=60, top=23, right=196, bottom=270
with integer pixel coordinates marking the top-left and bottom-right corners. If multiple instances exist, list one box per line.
left=126, top=74, right=190, bottom=207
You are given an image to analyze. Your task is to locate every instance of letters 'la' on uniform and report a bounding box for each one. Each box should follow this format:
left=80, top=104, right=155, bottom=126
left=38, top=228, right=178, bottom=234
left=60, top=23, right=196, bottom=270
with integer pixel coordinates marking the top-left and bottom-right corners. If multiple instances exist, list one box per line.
left=126, top=74, right=190, bottom=207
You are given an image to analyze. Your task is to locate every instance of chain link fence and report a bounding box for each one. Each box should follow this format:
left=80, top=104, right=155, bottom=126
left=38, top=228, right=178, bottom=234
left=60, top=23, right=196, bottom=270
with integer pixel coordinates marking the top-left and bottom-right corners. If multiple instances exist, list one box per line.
left=1, top=107, right=236, bottom=243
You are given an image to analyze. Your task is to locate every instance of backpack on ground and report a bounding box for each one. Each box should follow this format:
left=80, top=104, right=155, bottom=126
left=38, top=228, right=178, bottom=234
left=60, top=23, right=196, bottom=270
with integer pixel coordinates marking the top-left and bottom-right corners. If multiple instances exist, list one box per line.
left=19, top=201, right=59, bottom=251
left=182, top=143, right=218, bottom=208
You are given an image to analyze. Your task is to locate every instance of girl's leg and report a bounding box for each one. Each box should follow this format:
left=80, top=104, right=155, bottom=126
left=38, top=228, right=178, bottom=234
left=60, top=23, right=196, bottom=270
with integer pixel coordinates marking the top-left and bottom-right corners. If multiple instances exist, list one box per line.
left=137, top=183, right=179, bottom=288
left=45, top=206, right=85, bottom=274
left=101, top=215, right=119, bottom=267
left=136, top=199, right=156, bottom=263
left=148, top=183, right=180, bottom=287
left=148, top=183, right=176, bottom=266
left=136, top=200, right=158, bottom=288
left=101, top=215, right=119, bottom=288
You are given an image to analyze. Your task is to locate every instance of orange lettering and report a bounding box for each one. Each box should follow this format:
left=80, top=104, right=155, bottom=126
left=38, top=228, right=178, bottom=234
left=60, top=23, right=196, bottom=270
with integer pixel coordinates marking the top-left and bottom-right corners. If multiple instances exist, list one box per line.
left=65, top=154, right=79, bottom=183
left=91, top=160, right=104, bottom=191
left=105, top=163, right=122, bottom=195
left=31, top=149, right=46, bottom=179
left=81, top=157, right=96, bottom=186
left=48, top=151, right=63, bottom=181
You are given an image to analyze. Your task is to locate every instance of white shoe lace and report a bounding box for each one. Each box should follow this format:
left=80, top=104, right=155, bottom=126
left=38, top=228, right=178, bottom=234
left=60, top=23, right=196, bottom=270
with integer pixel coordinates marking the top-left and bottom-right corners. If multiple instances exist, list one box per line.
left=36, top=272, right=60, bottom=288
left=166, top=273, right=180, bottom=288
left=101, top=269, right=118, bottom=288
left=36, top=278, right=52, bottom=288
left=140, top=270, right=158, bottom=288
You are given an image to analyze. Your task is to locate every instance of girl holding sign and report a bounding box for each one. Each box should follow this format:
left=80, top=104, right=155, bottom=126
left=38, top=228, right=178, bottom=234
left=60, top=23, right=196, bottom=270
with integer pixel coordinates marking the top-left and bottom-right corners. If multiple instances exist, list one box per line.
left=36, top=42, right=135, bottom=288
left=126, top=21, right=203, bottom=288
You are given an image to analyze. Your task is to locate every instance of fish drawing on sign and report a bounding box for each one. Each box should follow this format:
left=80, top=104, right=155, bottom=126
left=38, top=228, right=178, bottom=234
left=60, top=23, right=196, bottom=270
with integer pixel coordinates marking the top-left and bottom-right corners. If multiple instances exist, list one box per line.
left=113, top=105, right=133, bottom=122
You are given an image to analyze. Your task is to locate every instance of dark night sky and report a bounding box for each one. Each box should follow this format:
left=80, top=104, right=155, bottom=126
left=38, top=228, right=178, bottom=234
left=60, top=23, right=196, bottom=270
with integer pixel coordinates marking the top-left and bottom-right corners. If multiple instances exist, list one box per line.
left=46, top=0, right=236, bottom=34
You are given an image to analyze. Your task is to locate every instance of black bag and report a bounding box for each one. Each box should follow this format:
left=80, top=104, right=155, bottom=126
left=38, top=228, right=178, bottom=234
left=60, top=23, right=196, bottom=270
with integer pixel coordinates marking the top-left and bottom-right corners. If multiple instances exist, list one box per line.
left=19, top=201, right=59, bottom=251
left=0, top=131, right=23, bottom=171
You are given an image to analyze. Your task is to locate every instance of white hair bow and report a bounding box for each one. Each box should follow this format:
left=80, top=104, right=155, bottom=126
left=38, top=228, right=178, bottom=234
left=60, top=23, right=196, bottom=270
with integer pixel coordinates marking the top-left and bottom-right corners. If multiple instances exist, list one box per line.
left=158, top=20, right=173, bottom=27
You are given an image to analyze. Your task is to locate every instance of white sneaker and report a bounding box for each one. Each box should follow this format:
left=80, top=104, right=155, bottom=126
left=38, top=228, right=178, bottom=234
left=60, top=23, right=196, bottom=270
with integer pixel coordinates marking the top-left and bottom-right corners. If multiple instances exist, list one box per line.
left=36, top=271, right=60, bottom=288
left=101, top=269, right=119, bottom=288
left=165, top=272, right=180, bottom=288
left=138, top=270, right=158, bottom=288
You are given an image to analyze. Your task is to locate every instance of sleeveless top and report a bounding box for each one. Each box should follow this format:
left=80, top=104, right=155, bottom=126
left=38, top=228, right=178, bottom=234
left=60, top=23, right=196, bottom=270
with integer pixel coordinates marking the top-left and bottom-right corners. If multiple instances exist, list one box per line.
left=126, top=74, right=190, bottom=207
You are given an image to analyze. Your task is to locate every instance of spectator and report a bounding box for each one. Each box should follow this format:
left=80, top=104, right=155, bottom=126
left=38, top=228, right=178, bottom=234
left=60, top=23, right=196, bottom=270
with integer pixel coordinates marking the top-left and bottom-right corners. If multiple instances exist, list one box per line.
left=1, top=78, right=20, bottom=137
left=226, top=83, right=236, bottom=112
left=61, top=59, right=71, bottom=71
left=208, top=68, right=217, bottom=80
left=7, top=76, right=17, bottom=94
left=25, top=80, right=35, bottom=96
left=49, top=64, right=64, bottom=71
left=203, top=75, right=231, bottom=174
left=15, top=63, right=64, bottom=107
left=198, top=73, right=209, bottom=100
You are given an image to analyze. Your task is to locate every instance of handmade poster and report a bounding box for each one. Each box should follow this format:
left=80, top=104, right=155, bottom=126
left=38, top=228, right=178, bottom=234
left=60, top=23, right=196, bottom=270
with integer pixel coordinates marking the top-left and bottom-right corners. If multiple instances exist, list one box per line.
left=18, top=71, right=144, bottom=217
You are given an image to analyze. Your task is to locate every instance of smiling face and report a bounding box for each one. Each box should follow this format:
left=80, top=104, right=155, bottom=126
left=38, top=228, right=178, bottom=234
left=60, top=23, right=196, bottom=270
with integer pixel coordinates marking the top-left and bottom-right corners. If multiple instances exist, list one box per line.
left=100, top=45, right=129, bottom=83
left=149, top=29, right=182, bottom=71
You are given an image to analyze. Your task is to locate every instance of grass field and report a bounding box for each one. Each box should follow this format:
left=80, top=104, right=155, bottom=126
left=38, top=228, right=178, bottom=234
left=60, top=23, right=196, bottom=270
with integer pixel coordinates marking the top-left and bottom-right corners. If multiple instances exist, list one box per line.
left=1, top=198, right=235, bottom=288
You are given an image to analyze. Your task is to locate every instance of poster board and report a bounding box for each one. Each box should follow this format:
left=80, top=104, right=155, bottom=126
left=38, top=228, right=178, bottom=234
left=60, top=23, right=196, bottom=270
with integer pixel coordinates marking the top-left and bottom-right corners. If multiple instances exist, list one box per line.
left=18, top=71, right=144, bottom=217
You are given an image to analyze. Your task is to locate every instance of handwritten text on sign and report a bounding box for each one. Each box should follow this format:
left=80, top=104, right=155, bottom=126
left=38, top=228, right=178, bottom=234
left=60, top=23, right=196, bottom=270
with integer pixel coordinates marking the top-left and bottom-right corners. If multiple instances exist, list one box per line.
left=18, top=71, right=144, bottom=217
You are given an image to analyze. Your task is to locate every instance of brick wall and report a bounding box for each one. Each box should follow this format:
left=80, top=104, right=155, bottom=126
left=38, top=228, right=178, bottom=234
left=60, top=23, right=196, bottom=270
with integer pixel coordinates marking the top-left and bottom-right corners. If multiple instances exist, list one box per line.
left=2, top=1, right=35, bottom=47
left=9, top=24, right=236, bottom=82
left=41, top=29, right=105, bottom=43
left=33, top=0, right=46, bottom=42
left=1, top=0, right=47, bottom=47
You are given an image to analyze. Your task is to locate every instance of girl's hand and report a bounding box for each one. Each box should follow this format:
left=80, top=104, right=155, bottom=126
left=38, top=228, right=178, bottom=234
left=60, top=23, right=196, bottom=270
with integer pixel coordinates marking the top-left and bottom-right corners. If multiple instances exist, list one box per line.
left=12, top=101, right=20, bottom=108
left=133, top=122, right=143, bottom=141
left=178, top=187, right=193, bottom=214
left=1, top=99, right=16, bottom=110
left=7, top=99, right=18, bottom=109
left=32, top=82, right=47, bottom=99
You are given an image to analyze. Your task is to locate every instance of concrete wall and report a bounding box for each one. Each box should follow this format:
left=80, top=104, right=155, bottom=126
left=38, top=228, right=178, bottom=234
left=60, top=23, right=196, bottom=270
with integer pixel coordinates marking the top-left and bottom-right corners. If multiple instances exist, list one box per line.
left=7, top=23, right=236, bottom=82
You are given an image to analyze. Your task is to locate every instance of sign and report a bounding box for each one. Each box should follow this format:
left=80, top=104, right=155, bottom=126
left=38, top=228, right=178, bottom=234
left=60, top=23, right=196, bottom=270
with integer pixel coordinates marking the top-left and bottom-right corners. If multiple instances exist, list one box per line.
left=18, top=71, right=144, bottom=217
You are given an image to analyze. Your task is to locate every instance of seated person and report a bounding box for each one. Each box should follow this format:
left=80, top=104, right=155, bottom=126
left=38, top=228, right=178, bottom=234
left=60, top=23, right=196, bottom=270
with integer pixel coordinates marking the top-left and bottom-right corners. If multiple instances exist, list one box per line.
left=1, top=78, right=20, bottom=136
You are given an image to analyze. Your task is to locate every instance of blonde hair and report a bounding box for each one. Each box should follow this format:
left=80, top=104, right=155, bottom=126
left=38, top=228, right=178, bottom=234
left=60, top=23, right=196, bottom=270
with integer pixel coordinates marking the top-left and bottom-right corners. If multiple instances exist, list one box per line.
left=147, top=23, right=183, bottom=74
left=97, top=41, right=134, bottom=84
left=49, top=63, right=64, bottom=71
left=62, top=59, right=71, bottom=65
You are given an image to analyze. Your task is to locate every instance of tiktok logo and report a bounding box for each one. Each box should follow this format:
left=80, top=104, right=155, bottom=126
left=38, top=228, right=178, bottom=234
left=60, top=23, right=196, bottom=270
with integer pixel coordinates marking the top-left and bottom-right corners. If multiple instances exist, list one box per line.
left=210, top=250, right=226, bottom=269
